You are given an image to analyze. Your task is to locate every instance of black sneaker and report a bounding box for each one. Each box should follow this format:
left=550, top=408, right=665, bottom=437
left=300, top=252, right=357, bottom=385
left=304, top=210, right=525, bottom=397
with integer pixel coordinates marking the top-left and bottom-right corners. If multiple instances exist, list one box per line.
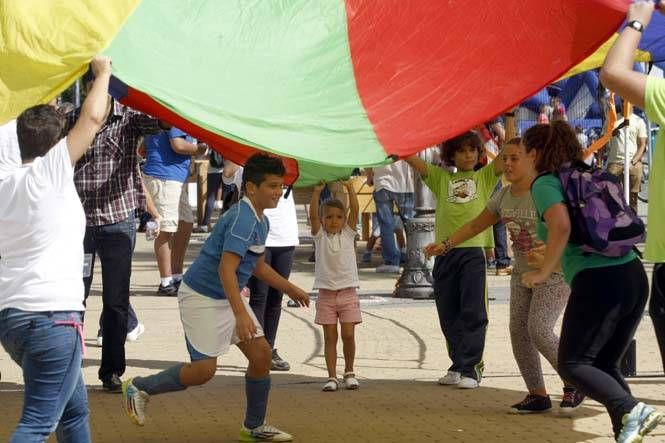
left=560, top=387, right=585, bottom=413
left=510, top=394, right=552, bottom=414
left=271, top=349, right=290, bottom=371
left=173, top=279, right=182, bottom=291
left=102, top=374, right=122, bottom=393
left=157, top=283, right=178, bottom=296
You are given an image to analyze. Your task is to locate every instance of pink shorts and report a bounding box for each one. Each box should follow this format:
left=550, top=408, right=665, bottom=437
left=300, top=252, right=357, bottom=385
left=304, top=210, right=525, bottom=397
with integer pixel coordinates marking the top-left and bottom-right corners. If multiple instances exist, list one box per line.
left=315, top=287, right=362, bottom=325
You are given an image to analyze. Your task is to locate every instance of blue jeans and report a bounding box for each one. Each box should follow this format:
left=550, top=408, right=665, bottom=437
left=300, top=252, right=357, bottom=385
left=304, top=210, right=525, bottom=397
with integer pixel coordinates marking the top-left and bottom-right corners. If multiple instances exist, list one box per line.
left=373, top=189, right=415, bottom=266
left=0, top=309, right=90, bottom=443
left=83, top=214, right=136, bottom=381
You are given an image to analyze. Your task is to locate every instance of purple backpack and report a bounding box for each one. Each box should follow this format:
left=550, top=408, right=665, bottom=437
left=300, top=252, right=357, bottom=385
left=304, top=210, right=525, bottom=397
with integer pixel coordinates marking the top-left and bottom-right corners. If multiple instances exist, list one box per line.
left=550, top=161, right=645, bottom=257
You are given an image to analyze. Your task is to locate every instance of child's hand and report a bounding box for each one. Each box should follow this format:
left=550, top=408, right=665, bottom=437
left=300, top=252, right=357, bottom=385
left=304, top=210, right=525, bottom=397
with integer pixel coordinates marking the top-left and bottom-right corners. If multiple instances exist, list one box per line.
left=423, top=242, right=445, bottom=260
left=521, top=270, right=549, bottom=289
left=286, top=285, right=310, bottom=307
left=313, top=181, right=326, bottom=192
left=235, top=311, right=258, bottom=342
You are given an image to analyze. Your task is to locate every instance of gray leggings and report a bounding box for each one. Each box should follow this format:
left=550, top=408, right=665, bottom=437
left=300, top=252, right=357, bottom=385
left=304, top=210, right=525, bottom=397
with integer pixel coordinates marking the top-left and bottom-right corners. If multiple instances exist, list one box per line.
left=510, top=273, right=570, bottom=392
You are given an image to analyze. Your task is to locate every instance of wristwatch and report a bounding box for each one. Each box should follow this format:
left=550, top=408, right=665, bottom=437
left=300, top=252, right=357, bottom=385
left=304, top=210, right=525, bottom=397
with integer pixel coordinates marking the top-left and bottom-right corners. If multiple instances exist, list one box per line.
left=626, top=20, right=645, bottom=33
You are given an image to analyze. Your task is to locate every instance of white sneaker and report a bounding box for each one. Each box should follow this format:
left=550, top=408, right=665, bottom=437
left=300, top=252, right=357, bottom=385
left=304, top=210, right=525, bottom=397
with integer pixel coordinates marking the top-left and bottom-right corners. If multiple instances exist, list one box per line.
left=343, top=372, right=359, bottom=390
left=240, top=423, right=293, bottom=442
left=438, top=371, right=461, bottom=385
left=458, top=376, right=479, bottom=389
left=121, top=378, right=150, bottom=426
left=127, top=323, right=145, bottom=342
left=375, top=264, right=401, bottom=274
left=96, top=336, right=103, bottom=347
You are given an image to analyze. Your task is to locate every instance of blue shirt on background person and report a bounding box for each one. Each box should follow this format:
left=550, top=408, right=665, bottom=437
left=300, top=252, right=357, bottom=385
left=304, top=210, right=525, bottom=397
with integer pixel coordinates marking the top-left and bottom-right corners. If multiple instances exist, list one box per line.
left=143, top=127, right=192, bottom=183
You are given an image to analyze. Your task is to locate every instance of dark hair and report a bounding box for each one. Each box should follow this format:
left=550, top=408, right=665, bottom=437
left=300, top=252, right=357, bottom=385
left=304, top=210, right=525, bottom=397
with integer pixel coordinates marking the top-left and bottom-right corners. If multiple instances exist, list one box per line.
left=439, top=131, right=483, bottom=166
left=522, top=121, right=582, bottom=173
left=320, top=198, right=346, bottom=216
left=506, top=137, right=521, bottom=146
left=16, top=104, right=66, bottom=161
left=242, top=153, right=285, bottom=189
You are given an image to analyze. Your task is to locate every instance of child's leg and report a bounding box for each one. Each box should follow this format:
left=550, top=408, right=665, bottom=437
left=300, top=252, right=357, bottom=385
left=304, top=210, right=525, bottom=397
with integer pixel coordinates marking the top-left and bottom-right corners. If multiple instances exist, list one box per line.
left=323, top=324, right=339, bottom=378
left=133, top=358, right=216, bottom=395
left=509, top=280, right=546, bottom=396
left=236, top=337, right=273, bottom=429
left=528, top=276, right=569, bottom=385
left=340, top=323, right=356, bottom=374
left=432, top=255, right=462, bottom=372
left=455, top=248, right=488, bottom=381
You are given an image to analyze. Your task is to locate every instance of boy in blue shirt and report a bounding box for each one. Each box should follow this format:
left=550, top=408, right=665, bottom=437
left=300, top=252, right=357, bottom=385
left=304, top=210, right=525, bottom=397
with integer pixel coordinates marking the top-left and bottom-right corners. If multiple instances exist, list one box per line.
left=122, top=154, right=310, bottom=442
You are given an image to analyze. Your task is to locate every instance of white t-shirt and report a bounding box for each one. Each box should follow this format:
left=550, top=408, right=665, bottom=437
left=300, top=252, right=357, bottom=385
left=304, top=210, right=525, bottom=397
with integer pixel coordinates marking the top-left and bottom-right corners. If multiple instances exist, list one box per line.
left=223, top=166, right=299, bottom=247
left=313, top=225, right=359, bottom=290
left=0, top=139, right=86, bottom=312
left=373, top=160, right=414, bottom=193
left=607, top=114, right=648, bottom=163
left=0, top=119, right=20, bottom=180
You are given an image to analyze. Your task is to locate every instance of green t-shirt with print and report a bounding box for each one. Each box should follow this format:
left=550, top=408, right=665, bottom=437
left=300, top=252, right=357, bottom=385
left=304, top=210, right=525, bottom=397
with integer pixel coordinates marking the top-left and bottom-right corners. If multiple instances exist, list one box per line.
left=423, top=162, right=499, bottom=248
left=645, top=76, right=665, bottom=262
left=531, top=174, right=636, bottom=285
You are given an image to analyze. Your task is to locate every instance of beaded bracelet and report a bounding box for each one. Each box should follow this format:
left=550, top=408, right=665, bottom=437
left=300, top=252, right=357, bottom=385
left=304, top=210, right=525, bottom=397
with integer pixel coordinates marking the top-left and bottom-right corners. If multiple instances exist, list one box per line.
left=441, top=238, right=453, bottom=255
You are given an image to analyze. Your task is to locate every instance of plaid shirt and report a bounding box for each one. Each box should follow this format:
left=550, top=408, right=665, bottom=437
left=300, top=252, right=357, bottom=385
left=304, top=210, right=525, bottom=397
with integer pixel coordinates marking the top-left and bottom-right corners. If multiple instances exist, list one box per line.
left=66, top=101, right=161, bottom=226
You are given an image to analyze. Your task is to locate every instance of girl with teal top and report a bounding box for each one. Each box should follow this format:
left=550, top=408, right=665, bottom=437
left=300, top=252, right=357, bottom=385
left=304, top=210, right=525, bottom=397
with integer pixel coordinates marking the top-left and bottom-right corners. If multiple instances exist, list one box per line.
left=521, top=120, right=662, bottom=442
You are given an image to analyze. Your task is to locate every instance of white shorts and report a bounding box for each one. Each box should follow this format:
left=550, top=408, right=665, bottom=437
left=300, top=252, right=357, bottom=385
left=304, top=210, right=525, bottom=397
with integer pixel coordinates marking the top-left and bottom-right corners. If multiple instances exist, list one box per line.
left=178, top=283, right=264, bottom=361
left=145, top=176, right=195, bottom=233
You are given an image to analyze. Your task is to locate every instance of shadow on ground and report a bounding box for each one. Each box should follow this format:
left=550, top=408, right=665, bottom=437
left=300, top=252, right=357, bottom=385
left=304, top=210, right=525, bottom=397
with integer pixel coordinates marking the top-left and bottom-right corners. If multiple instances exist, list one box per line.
left=1, top=373, right=609, bottom=443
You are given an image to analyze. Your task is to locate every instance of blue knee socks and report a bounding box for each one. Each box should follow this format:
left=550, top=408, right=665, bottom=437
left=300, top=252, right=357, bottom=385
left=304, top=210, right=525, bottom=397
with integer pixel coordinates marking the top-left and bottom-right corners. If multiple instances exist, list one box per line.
left=133, top=364, right=186, bottom=395
left=244, top=375, right=271, bottom=429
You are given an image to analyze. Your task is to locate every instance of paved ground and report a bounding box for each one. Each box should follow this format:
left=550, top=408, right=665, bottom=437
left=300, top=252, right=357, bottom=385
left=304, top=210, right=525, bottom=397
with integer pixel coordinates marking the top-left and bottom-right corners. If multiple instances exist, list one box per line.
left=1, top=207, right=664, bottom=442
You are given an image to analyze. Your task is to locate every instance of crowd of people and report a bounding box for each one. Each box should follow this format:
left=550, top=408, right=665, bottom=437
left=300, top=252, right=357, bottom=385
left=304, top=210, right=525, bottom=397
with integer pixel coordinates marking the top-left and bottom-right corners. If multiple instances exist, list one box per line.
left=1, top=2, right=665, bottom=442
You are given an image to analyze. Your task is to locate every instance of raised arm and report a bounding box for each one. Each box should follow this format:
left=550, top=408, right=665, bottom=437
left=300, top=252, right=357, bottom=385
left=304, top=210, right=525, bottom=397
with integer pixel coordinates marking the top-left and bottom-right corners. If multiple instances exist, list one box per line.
left=343, top=180, right=359, bottom=230
left=600, top=1, right=658, bottom=109
left=309, top=182, right=324, bottom=235
left=66, top=56, right=112, bottom=165
left=405, top=155, right=428, bottom=176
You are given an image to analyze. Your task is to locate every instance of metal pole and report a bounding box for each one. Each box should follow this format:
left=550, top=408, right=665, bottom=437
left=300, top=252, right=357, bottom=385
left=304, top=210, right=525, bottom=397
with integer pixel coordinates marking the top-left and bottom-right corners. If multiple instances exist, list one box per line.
left=623, top=121, right=630, bottom=206
left=394, top=147, right=438, bottom=299
left=74, top=79, right=81, bottom=108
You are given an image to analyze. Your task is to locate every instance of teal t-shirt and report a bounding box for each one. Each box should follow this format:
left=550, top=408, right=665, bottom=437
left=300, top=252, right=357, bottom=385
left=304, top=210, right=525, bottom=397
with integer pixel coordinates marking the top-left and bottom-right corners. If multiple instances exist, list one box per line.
left=423, top=162, right=499, bottom=247
left=531, top=174, right=637, bottom=285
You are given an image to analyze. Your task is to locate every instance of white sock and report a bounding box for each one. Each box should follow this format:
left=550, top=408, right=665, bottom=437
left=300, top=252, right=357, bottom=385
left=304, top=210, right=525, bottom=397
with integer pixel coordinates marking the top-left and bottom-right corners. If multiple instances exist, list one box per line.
left=161, top=276, right=173, bottom=286
left=172, top=274, right=183, bottom=282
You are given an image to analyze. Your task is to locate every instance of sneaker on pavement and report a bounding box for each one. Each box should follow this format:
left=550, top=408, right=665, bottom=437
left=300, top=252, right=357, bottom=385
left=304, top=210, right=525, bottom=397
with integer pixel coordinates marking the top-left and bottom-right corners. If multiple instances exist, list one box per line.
left=239, top=423, right=293, bottom=442
left=286, top=300, right=299, bottom=308
left=617, top=402, right=663, bottom=443
left=559, top=387, right=585, bottom=414
left=192, top=225, right=209, bottom=233
left=102, top=373, right=123, bottom=393
left=361, top=251, right=372, bottom=263
left=173, top=279, right=182, bottom=291
left=438, top=371, right=461, bottom=386
left=271, top=349, right=290, bottom=371
left=375, top=264, right=401, bottom=274
left=156, top=283, right=178, bottom=296
left=510, top=394, right=552, bottom=414
left=127, top=323, right=146, bottom=342
left=122, top=378, right=150, bottom=426
left=458, top=376, right=479, bottom=389
left=496, top=266, right=513, bottom=276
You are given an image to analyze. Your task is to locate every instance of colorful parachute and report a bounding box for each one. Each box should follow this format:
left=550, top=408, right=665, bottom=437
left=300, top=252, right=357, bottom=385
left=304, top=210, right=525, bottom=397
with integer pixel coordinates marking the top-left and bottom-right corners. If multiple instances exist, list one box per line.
left=0, top=0, right=635, bottom=185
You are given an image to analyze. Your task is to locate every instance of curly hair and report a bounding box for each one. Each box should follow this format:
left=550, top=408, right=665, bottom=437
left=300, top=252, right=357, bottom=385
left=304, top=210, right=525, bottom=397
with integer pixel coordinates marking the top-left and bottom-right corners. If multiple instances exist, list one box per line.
left=439, top=131, right=483, bottom=167
left=522, top=121, right=582, bottom=173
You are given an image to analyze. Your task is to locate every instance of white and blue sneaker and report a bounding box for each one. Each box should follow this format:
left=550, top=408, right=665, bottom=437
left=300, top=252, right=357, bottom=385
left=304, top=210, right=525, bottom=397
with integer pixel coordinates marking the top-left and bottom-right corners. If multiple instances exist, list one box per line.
left=239, top=423, right=293, bottom=442
left=616, top=402, right=663, bottom=443
left=121, top=378, right=150, bottom=426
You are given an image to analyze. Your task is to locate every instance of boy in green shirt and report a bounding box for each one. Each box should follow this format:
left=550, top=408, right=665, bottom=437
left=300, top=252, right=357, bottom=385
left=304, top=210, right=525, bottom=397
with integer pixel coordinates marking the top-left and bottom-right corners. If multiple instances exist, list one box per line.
left=407, top=131, right=504, bottom=389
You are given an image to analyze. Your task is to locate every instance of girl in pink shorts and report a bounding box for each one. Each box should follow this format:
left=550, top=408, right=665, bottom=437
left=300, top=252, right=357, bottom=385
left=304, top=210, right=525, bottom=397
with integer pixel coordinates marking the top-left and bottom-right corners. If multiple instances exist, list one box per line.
left=309, top=181, right=361, bottom=392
